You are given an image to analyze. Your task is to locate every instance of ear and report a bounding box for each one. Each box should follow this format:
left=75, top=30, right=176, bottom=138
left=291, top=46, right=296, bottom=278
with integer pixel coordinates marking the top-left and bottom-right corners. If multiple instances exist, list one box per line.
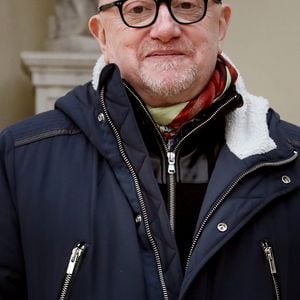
left=217, top=4, right=232, bottom=53
left=89, top=15, right=109, bottom=63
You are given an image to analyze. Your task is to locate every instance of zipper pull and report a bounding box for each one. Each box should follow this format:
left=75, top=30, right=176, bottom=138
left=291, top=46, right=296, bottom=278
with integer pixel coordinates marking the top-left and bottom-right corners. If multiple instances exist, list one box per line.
left=66, top=243, right=86, bottom=275
left=167, top=152, right=176, bottom=174
left=59, top=242, right=87, bottom=300
left=261, top=240, right=277, bottom=274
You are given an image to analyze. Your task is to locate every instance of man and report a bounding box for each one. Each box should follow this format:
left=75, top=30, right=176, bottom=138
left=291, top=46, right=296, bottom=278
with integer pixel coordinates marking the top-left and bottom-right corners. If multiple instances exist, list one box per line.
left=1, top=0, right=300, bottom=299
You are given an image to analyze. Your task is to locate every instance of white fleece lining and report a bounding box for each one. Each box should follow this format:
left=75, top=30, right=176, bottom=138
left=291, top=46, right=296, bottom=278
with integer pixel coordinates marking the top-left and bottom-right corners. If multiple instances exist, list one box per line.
left=92, top=55, right=106, bottom=91
left=91, top=55, right=277, bottom=160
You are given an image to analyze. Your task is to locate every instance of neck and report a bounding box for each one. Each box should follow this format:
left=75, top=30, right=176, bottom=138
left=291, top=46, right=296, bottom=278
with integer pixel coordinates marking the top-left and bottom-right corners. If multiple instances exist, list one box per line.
left=131, top=80, right=207, bottom=108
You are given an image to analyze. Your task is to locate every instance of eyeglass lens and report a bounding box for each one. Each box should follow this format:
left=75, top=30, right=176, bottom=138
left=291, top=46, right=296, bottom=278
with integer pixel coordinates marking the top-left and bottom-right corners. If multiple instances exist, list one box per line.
left=122, top=0, right=206, bottom=27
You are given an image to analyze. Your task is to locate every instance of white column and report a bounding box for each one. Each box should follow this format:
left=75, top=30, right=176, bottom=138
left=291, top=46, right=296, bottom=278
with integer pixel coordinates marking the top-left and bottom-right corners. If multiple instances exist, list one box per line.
left=21, top=51, right=99, bottom=114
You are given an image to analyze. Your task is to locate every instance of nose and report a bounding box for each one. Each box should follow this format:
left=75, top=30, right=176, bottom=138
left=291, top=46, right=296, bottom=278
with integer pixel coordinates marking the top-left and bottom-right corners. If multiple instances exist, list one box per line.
left=149, top=4, right=181, bottom=42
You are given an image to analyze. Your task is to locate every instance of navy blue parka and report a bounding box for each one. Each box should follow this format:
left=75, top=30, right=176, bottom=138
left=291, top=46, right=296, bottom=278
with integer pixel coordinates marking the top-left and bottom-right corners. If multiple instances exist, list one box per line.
left=1, top=64, right=300, bottom=299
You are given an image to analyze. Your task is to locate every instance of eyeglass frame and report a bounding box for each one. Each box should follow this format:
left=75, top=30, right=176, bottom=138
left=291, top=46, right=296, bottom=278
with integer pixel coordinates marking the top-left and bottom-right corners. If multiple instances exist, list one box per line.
left=97, top=0, right=222, bottom=28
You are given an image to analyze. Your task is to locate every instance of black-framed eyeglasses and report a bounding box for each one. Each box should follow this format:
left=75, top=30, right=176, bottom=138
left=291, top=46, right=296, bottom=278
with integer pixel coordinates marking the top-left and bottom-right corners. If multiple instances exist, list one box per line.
left=98, top=0, right=218, bottom=28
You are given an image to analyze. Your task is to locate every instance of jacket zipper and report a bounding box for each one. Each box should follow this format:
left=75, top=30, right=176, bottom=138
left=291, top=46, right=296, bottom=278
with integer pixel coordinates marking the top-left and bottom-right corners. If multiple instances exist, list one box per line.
left=124, top=82, right=177, bottom=232
left=99, top=87, right=169, bottom=300
left=123, top=82, right=240, bottom=234
left=185, top=151, right=298, bottom=272
left=167, top=152, right=176, bottom=232
left=261, top=240, right=280, bottom=300
left=58, top=242, right=87, bottom=300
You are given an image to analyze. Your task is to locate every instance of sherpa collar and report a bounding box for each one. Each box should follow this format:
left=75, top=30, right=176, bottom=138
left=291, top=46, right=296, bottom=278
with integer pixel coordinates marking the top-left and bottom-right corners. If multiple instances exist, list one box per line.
left=91, top=55, right=276, bottom=160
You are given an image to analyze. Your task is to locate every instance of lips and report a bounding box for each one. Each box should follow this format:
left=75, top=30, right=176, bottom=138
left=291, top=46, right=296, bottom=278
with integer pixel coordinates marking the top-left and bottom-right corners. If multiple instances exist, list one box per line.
left=146, top=50, right=184, bottom=57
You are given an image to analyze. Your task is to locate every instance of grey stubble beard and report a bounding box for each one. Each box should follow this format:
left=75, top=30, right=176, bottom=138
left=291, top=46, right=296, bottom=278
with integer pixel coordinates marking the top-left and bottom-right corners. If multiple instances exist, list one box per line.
left=139, top=61, right=200, bottom=98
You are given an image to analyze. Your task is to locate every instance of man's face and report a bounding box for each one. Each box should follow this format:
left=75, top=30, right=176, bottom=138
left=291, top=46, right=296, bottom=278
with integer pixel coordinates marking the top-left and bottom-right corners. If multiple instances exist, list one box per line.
left=90, top=0, right=231, bottom=106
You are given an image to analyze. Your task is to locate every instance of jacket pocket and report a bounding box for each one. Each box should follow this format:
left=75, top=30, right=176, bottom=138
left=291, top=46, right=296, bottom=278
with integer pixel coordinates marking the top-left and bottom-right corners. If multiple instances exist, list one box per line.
left=260, top=240, right=281, bottom=300
left=58, top=242, right=87, bottom=300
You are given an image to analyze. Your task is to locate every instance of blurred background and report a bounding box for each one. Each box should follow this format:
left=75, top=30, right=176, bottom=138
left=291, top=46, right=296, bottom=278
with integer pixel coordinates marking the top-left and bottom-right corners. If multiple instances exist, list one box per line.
left=0, top=0, right=299, bottom=130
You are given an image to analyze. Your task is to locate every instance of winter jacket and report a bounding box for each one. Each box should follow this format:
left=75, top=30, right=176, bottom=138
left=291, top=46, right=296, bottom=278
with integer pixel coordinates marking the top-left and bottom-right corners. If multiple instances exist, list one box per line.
left=1, top=63, right=300, bottom=300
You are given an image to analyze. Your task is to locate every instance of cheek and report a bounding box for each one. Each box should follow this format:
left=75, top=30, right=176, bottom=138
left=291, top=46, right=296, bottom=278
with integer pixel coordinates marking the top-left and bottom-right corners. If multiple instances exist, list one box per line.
left=192, top=29, right=219, bottom=56
left=189, top=28, right=219, bottom=74
left=196, top=12, right=222, bottom=44
left=194, top=24, right=220, bottom=56
left=105, top=29, right=140, bottom=63
left=105, top=39, right=119, bottom=61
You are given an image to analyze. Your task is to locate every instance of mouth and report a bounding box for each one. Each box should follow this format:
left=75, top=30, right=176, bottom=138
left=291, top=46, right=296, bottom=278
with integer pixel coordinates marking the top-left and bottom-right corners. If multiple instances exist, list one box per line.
left=145, top=50, right=185, bottom=58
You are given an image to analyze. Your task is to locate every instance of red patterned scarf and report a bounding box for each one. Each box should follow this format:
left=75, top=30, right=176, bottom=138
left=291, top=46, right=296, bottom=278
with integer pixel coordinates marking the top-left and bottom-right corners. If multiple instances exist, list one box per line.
left=157, top=54, right=238, bottom=139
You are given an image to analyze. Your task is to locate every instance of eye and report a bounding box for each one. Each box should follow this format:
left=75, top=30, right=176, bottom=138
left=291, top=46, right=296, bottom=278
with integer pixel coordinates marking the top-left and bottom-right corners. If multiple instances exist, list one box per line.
left=131, top=5, right=145, bottom=13
left=128, top=4, right=147, bottom=14
left=172, top=0, right=204, bottom=11
left=178, top=2, right=194, bottom=9
left=123, top=0, right=155, bottom=15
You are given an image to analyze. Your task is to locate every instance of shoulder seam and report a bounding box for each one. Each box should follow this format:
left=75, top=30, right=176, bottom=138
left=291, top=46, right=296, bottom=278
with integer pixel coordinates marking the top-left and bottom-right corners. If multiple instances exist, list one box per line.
left=14, top=128, right=81, bottom=147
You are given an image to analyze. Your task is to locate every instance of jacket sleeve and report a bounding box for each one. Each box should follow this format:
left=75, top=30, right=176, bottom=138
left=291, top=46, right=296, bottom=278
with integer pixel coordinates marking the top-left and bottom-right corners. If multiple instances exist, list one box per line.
left=0, top=129, right=27, bottom=299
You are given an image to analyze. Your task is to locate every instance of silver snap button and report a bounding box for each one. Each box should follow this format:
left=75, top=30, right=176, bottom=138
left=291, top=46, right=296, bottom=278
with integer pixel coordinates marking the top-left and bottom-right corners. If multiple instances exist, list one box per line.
left=135, top=215, right=142, bottom=224
left=98, top=113, right=105, bottom=122
left=282, top=175, right=291, bottom=184
left=217, top=222, right=228, bottom=232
